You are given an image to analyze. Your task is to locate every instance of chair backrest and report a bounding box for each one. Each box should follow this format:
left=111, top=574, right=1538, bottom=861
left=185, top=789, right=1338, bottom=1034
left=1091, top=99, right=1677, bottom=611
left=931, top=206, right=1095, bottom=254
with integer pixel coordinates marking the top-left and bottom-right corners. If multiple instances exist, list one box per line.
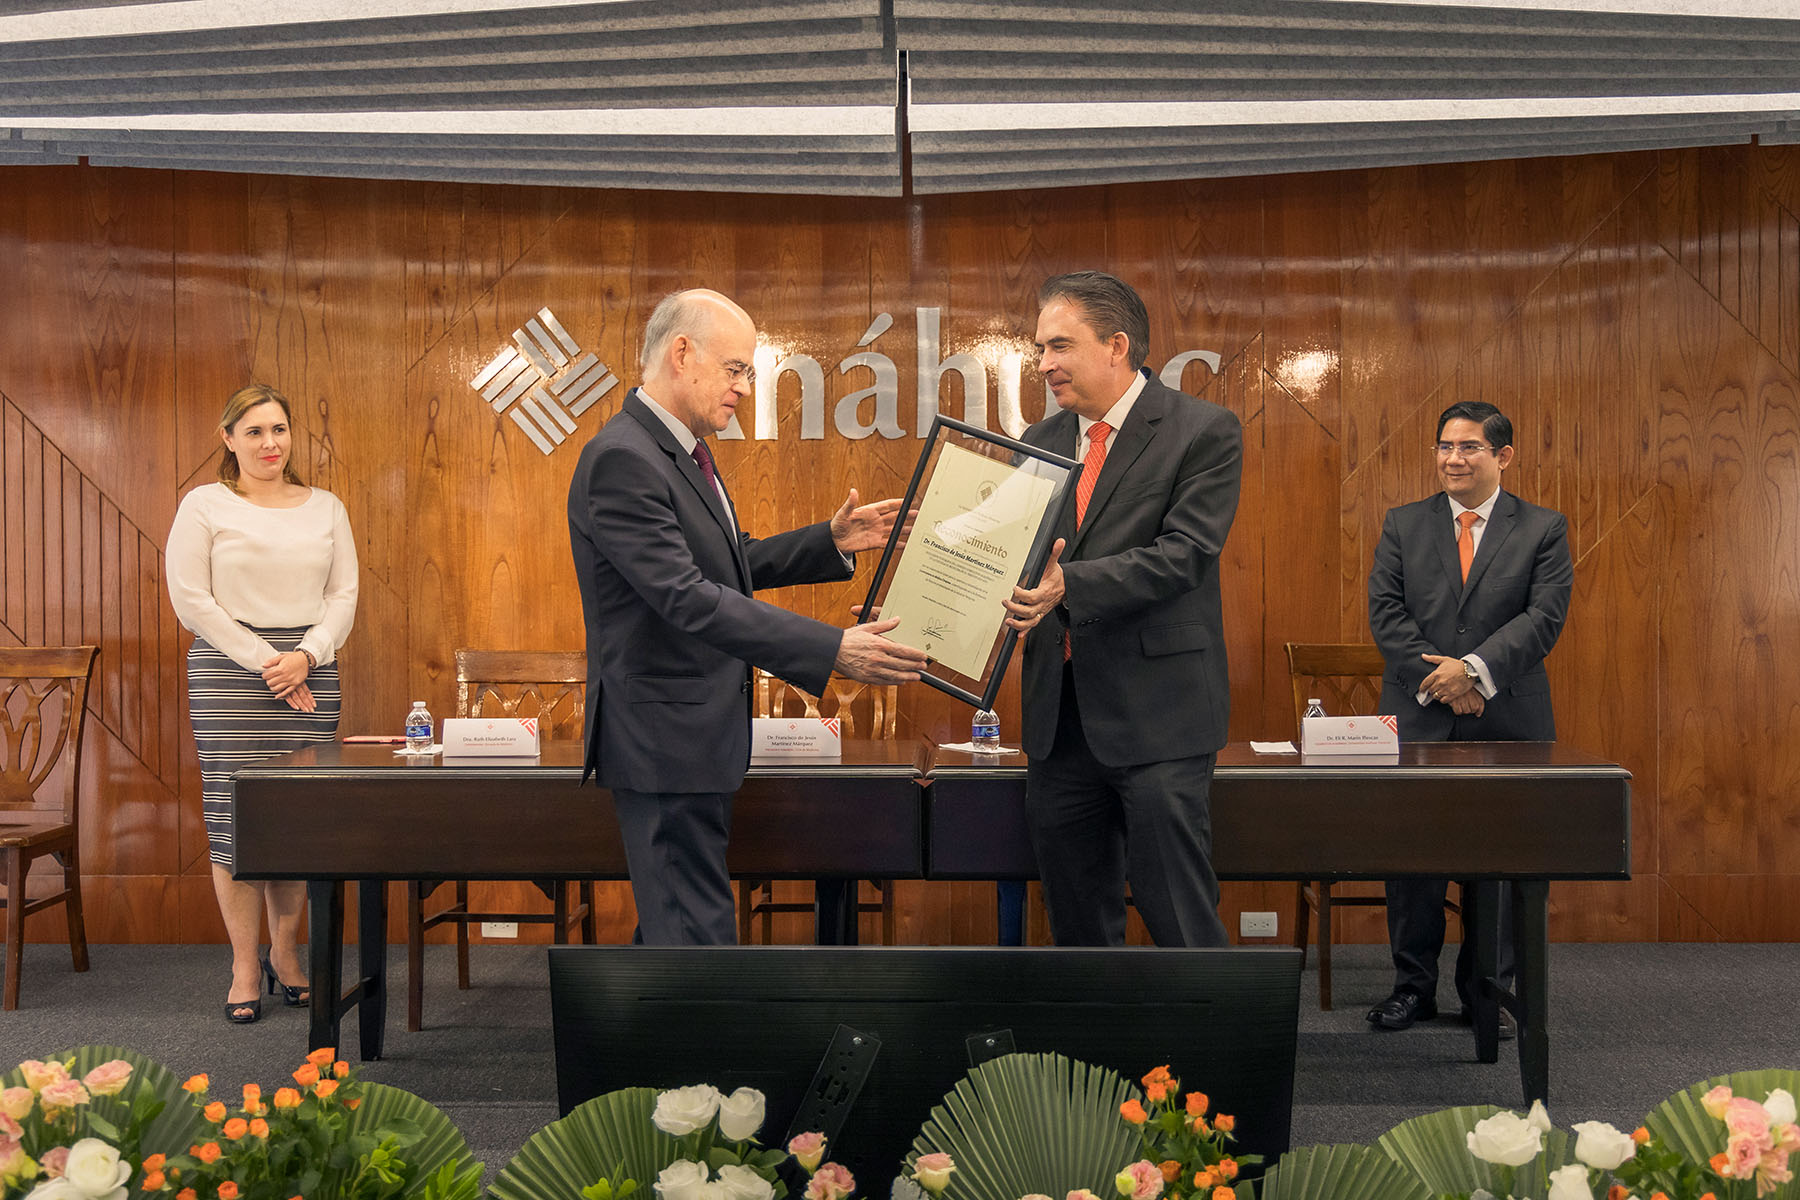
left=454, top=649, right=586, bottom=741
left=752, top=668, right=898, bottom=739
left=1284, top=642, right=1386, bottom=731
left=0, top=645, right=100, bottom=823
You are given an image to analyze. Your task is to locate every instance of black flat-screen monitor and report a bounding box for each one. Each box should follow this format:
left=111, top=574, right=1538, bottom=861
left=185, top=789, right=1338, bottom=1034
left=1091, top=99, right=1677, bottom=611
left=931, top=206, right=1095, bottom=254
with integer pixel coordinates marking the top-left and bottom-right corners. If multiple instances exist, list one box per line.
left=549, top=946, right=1301, bottom=1189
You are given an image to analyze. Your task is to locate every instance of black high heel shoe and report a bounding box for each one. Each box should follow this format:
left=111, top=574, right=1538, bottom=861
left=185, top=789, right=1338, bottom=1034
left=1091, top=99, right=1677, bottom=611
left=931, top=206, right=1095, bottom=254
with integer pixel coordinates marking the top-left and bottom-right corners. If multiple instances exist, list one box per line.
left=260, top=948, right=311, bottom=1008
left=225, top=994, right=262, bottom=1024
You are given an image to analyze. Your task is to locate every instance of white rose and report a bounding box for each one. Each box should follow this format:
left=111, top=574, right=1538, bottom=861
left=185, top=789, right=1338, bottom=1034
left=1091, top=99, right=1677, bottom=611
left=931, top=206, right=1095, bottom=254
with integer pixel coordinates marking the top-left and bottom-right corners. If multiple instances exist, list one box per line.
left=1546, top=1163, right=1591, bottom=1200
left=1766, top=1089, right=1797, bottom=1127
left=60, top=1139, right=129, bottom=1200
left=1527, top=1100, right=1553, bottom=1133
left=717, top=1088, right=767, bottom=1142
left=24, top=1180, right=85, bottom=1200
left=654, top=1086, right=723, bottom=1136
left=1466, top=1110, right=1544, bottom=1167
left=716, top=1164, right=775, bottom=1200
left=655, top=1160, right=711, bottom=1200
left=1571, top=1120, right=1638, bottom=1170
left=696, top=1183, right=729, bottom=1200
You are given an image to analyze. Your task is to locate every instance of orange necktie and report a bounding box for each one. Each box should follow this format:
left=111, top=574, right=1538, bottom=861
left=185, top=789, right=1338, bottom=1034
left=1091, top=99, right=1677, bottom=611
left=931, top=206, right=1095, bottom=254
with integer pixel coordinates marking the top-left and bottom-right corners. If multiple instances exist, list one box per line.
left=1075, top=421, right=1112, bottom=527
left=1065, top=422, right=1113, bottom=660
left=1457, top=511, right=1479, bottom=583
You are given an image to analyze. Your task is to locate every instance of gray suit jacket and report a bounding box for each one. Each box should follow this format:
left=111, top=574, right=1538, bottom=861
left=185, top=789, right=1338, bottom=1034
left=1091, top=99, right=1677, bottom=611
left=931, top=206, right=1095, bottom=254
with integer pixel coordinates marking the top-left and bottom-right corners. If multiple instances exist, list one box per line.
left=1017, top=375, right=1244, bottom=765
left=1367, top=489, right=1573, bottom=742
left=567, top=390, right=851, bottom=793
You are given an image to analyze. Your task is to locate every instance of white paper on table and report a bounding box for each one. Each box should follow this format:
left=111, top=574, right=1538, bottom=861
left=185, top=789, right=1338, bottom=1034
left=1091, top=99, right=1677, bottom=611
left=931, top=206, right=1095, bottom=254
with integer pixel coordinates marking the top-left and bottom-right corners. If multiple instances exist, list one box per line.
left=393, top=744, right=443, bottom=756
left=938, top=741, right=1023, bottom=755
left=1249, top=740, right=1298, bottom=754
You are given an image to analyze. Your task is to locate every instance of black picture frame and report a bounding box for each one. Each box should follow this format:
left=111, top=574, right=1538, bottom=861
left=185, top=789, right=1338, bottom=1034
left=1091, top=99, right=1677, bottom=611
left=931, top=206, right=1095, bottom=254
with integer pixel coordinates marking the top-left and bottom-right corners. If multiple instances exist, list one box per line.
left=858, top=416, right=1079, bottom=711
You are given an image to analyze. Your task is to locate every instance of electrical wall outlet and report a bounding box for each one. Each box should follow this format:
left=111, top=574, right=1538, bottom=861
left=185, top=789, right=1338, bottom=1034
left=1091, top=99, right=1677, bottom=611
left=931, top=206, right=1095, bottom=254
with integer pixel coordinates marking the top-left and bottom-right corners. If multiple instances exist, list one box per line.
left=1239, top=911, right=1278, bottom=938
left=479, top=921, right=519, bottom=938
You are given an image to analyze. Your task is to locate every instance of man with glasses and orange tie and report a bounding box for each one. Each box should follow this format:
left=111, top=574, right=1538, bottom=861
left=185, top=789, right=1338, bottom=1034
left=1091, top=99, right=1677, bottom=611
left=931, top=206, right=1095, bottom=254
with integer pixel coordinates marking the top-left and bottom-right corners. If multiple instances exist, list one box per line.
left=567, top=288, right=928, bottom=945
left=1003, top=271, right=1243, bottom=948
left=1365, top=400, right=1573, bottom=1033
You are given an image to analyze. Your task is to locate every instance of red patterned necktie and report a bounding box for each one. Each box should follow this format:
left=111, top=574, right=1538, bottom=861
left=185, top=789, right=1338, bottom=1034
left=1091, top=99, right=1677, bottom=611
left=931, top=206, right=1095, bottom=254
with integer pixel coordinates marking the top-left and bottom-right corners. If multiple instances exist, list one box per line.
left=691, top=440, right=716, bottom=486
left=1457, top=510, right=1478, bottom=583
left=1074, top=421, right=1112, bottom=527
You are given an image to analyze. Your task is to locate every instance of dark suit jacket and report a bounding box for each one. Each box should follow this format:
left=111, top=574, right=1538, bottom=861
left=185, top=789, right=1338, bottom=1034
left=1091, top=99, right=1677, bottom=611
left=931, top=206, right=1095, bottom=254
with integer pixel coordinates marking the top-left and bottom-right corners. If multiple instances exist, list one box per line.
left=1367, top=489, right=1573, bottom=742
left=567, top=390, right=851, bottom=793
left=1017, top=375, right=1243, bottom=766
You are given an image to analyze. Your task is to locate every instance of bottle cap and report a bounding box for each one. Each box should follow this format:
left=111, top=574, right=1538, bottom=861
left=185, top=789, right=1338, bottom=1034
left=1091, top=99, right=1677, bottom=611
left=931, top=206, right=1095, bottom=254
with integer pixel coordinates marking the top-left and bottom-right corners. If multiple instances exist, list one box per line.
left=412, top=700, right=425, bottom=706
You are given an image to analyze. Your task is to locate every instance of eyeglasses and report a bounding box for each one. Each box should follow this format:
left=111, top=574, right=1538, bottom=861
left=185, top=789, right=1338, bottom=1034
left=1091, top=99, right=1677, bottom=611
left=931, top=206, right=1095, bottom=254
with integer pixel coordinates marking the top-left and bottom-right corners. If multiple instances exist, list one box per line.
left=702, top=345, right=756, bottom=387
left=1434, top=441, right=1494, bottom=458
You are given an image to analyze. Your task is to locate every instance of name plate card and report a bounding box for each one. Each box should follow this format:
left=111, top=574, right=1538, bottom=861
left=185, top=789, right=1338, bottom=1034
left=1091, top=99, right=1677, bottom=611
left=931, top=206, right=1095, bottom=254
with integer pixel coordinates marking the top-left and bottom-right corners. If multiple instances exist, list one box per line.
left=1301, top=714, right=1400, bottom=755
left=752, top=717, right=842, bottom=757
left=440, top=717, right=540, bottom=757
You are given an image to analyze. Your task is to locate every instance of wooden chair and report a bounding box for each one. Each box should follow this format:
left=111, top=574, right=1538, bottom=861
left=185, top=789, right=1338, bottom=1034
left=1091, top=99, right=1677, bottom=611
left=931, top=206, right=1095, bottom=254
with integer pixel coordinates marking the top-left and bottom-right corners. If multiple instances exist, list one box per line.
left=1283, top=642, right=1457, bottom=1009
left=405, top=649, right=596, bottom=1031
left=739, top=669, right=898, bottom=945
left=0, top=645, right=99, bottom=1010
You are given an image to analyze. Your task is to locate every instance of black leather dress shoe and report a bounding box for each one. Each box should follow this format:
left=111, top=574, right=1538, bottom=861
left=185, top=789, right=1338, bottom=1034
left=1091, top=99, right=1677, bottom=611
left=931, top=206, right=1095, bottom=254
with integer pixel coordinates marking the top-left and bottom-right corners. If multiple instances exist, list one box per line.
left=1367, top=991, right=1437, bottom=1030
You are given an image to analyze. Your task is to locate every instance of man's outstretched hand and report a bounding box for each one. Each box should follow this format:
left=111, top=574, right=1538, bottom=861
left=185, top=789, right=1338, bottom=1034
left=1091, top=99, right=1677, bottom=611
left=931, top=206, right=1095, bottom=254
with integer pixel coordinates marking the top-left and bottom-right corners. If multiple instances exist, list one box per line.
left=836, top=617, right=930, bottom=684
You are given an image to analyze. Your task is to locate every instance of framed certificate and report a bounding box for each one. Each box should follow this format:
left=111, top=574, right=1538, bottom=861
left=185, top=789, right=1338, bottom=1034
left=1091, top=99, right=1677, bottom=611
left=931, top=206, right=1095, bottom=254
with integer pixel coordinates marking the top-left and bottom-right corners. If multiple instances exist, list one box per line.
left=858, top=416, right=1079, bottom=709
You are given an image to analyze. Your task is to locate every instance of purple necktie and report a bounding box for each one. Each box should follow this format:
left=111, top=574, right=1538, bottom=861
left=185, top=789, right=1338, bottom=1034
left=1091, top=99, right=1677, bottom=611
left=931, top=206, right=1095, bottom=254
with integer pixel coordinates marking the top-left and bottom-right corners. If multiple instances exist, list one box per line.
left=691, top=440, right=716, bottom=486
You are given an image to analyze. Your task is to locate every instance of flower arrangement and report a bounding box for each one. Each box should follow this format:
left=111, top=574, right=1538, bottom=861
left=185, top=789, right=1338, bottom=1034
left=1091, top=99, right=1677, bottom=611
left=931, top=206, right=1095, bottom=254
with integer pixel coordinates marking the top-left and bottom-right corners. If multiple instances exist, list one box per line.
left=1115, top=1065, right=1257, bottom=1200
left=488, top=1082, right=855, bottom=1200
left=2, top=1046, right=478, bottom=1200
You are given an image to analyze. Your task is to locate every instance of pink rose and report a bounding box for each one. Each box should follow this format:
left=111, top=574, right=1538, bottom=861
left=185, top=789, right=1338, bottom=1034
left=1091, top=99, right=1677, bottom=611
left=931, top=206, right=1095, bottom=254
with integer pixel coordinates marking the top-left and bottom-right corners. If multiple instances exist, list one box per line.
left=19, top=1061, right=68, bottom=1093
left=37, top=1080, right=88, bottom=1110
left=81, top=1061, right=132, bottom=1098
left=39, top=1145, right=69, bottom=1178
left=1726, top=1097, right=1775, bottom=1139
left=914, top=1152, right=955, bottom=1195
left=1116, top=1161, right=1162, bottom=1200
left=804, top=1162, right=855, bottom=1200
left=1726, top=1131, right=1767, bottom=1179
left=0, top=1115, right=19, bottom=1141
left=0, top=1089, right=32, bottom=1122
left=1068, top=1190, right=1103, bottom=1200
left=1703, top=1085, right=1735, bottom=1119
left=788, top=1132, right=827, bottom=1173
left=0, top=1136, right=31, bottom=1180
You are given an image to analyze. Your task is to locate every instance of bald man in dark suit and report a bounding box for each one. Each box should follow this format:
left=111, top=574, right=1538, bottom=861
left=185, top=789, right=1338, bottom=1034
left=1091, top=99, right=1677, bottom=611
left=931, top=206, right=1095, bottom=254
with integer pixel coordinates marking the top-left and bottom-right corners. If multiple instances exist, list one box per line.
left=1365, top=400, right=1573, bottom=1031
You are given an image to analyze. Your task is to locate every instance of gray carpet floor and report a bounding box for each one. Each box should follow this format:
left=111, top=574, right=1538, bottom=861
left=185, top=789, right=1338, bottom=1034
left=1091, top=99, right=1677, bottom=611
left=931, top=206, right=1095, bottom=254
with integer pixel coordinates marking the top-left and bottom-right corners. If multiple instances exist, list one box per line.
left=5, top=941, right=1795, bottom=1187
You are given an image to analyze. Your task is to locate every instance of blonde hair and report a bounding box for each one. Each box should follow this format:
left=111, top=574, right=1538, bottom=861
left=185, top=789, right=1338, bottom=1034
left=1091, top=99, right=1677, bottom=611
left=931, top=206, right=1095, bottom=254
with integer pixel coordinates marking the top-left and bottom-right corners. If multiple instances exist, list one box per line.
left=217, top=384, right=305, bottom=492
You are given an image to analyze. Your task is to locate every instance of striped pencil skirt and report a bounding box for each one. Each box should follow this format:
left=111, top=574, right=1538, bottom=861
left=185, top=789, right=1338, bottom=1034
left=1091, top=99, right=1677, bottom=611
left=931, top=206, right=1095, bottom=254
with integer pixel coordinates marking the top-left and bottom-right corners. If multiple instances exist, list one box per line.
left=188, top=627, right=341, bottom=870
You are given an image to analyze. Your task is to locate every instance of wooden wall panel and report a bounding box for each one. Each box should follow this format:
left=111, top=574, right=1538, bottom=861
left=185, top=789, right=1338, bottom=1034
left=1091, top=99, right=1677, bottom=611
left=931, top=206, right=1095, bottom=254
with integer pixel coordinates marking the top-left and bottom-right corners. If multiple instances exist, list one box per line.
left=5, top=142, right=1800, bottom=945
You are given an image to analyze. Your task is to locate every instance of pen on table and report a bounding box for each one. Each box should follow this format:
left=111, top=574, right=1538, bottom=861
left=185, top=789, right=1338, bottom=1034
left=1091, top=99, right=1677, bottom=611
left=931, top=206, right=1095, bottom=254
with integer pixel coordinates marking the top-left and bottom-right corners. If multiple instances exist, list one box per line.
left=342, top=735, right=406, bottom=744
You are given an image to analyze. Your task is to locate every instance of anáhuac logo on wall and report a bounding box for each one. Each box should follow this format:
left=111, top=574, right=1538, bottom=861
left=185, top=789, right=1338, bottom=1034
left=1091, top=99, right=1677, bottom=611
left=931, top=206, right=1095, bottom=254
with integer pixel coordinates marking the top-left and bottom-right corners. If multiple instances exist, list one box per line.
left=471, top=306, right=1221, bottom=455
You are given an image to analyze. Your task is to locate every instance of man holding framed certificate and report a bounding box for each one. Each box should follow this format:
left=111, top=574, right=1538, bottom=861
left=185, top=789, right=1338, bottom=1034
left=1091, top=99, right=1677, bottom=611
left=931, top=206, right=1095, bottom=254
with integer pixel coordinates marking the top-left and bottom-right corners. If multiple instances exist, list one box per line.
left=1003, top=271, right=1244, bottom=948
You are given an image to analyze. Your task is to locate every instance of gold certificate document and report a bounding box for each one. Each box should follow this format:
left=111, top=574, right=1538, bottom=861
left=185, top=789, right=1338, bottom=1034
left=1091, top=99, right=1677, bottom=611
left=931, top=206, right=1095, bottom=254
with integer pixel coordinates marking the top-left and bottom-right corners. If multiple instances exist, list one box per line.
left=879, top=441, right=1059, bottom=678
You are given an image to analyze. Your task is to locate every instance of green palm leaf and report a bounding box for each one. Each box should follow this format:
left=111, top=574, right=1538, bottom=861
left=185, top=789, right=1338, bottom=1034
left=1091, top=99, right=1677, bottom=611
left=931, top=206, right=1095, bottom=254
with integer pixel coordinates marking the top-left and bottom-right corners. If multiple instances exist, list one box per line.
left=4, top=1043, right=209, bottom=1166
left=1259, top=1143, right=1432, bottom=1200
left=490, top=1086, right=684, bottom=1200
left=309, top=1080, right=482, bottom=1198
left=906, top=1052, right=1139, bottom=1200
left=1644, top=1068, right=1800, bottom=1200
left=1378, top=1104, right=1574, bottom=1197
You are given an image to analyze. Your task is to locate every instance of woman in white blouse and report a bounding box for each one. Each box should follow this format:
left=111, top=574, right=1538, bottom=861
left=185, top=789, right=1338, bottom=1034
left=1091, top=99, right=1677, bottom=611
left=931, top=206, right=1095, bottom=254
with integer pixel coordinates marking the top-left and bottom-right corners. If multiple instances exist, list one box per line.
left=167, top=384, right=358, bottom=1024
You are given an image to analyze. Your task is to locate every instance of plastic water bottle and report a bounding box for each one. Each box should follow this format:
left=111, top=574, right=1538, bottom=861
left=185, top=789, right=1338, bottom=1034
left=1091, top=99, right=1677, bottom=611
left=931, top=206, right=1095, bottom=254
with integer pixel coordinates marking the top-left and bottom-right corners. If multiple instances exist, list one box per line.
left=971, top=707, right=1000, bottom=751
left=404, top=701, right=433, bottom=753
left=1303, top=698, right=1326, bottom=720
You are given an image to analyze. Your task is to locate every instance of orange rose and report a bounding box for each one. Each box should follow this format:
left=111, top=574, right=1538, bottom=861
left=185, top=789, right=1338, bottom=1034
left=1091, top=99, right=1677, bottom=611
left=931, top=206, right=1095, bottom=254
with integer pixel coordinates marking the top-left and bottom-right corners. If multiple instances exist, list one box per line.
left=314, top=1079, right=339, bottom=1100
left=223, top=1117, right=249, bottom=1140
left=1158, top=1161, right=1180, bottom=1183
left=243, top=1084, right=261, bottom=1104
left=1632, top=1127, right=1650, bottom=1145
left=249, top=1118, right=269, bottom=1138
left=1650, top=1194, right=1670, bottom=1200
left=343, top=1098, right=361, bottom=1110
left=1185, top=1092, right=1208, bottom=1117
left=178, top=1191, right=197, bottom=1200
left=143, top=1154, right=167, bottom=1172
left=219, top=1183, right=240, bottom=1200
left=1710, top=1153, right=1730, bottom=1173
left=1120, top=1100, right=1148, bottom=1125
left=144, top=1171, right=166, bottom=1190
left=196, top=1143, right=222, bottom=1165
left=334, top=1061, right=349, bottom=1079
left=1607, top=1186, right=1627, bottom=1200
left=273, top=1088, right=302, bottom=1110
left=182, top=1075, right=208, bottom=1094
left=1214, top=1114, right=1235, bottom=1133
left=1210, top=1189, right=1234, bottom=1200
left=306, top=1047, right=336, bottom=1070
left=1141, top=1065, right=1173, bottom=1089
left=1190, top=1117, right=1210, bottom=1135
left=1192, top=1170, right=1217, bottom=1190
left=293, top=1064, right=320, bottom=1087
left=203, top=1101, right=227, bottom=1123
left=1146, top=1081, right=1170, bottom=1103
left=1218, top=1159, right=1237, bottom=1181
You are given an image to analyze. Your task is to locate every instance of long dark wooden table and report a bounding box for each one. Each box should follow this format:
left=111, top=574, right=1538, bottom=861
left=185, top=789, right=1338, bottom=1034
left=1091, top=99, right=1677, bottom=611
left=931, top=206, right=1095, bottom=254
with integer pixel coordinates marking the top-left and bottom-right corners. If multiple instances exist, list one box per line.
left=927, top=740, right=1633, bottom=1105
left=231, top=739, right=928, bottom=1058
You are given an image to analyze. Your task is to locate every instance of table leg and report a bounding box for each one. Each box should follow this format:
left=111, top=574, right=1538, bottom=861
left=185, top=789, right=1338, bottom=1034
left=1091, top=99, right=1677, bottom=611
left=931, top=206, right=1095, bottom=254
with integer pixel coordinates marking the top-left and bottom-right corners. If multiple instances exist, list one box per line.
left=813, top=880, right=858, bottom=945
left=1514, top=879, right=1550, bottom=1105
left=307, top=881, right=344, bottom=1054
left=1469, top=880, right=1502, bottom=1064
left=996, top=881, right=1026, bottom=946
left=357, top=880, right=388, bottom=1061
